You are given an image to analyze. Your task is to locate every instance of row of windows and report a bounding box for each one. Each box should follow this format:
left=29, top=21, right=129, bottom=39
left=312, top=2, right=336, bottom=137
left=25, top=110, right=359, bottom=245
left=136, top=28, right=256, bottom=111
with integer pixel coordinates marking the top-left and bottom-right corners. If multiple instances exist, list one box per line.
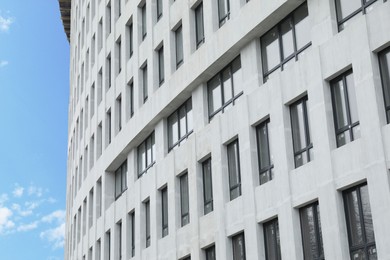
left=71, top=181, right=377, bottom=260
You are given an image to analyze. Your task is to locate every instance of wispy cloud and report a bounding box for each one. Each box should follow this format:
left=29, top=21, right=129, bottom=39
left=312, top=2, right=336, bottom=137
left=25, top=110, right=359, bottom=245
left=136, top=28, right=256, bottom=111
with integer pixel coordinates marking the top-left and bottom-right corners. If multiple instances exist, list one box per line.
left=12, top=184, right=24, bottom=198
left=41, top=210, right=65, bottom=224
left=0, top=207, right=15, bottom=234
left=0, top=13, right=13, bottom=32
left=40, top=222, right=65, bottom=249
left=28, top=184, right=44, bottom=197
left=0, top=60, right=9, bottom=68
left=0, top=194, right=8, bottom=205
left=17, top=221, right=38, bottom=232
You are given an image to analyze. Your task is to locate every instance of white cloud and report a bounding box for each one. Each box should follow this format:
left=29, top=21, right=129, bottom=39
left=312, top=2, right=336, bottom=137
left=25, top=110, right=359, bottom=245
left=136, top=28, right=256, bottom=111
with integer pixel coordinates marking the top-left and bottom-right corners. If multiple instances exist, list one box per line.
left=12, top=184, right=24, bottom=198
left=11, top=203, right=33, bottom=217
left=0, top=15, right=13, bottom=32
left=41, top=210, right=65, bottom=224
left=40, top=222, right=65, bottom=249
left=28, top=185, right=43, bottom=197
left=17, top=221, right=38, bottom=232
left=0, top=207, right=15, bottom=234
left=0, top=194, right=8, bottom=205
left=0, top=60, right=9, bottom=68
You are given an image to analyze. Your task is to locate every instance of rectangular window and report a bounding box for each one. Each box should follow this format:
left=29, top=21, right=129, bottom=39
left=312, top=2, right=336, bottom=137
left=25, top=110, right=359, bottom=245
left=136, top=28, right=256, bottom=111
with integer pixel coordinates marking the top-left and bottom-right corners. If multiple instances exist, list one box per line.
left=264, top=218, right=282, bottom=260
left=88, top=188, right=94, bottom=228
left=92, top=34, right=96, bottom=66
left=330, top=70, right=360, bottom=147
left=116, top=0, right=121, bottom=19
left=144, top=200, right=151, bottom=248
left=161, top=186, right=168, bottom=237
left=117, top=222, right=122, bottom=260
left=117, top=39, right=122, bottom=74
left=96, top=239, right=101, bottom=260
left=142, top=64, right=148, bottom=103
left=343, top=183, right=376, bottom=259
left=261, top=3, right=310, bottom=81
left=232, top=232, right=246, bottom=260
left=335, top=0, right=378, bottom=31
left=157, top=0, right=163, bottom=20
left=300, top=202, right=324, bottom=260
left=137, top=132, right=155, bottom=177
left=167, top=98, right=193, bottom=150
left=158, top=46, right=165, bottom=85
left=88, top=247, right=93, bottom=260
left=107, top=55, right=112, bottom=90
left=115, top=160, right=127, bottom=199
left=227, top=140, right=241, bottom=201
left=129, top=211, right=135, bottom=257
left=205, top=245, right=216, bottom=260
left=83, top=198, right=87, bottom=236
left=379, top=46, right=390, bottom=123
left=202, top=158, right=213, bottom=215
left=98, top=68, right=103, bottom=104
left=141, top=4, right=147, bottom=39
left=290, top=97, right=313, bottom=168
left=218, top=0, right=230, bottom=27
left=256, top=119, right=274, bottom=184
left=116, top=95, right=122, bottom=132
left=128, top=82, right=134, bottom=118
left=91, top=83, right=95, bottom=118
left=207, top=56, right=243, bottom=119
left=128, top=22, right=133, bottom=58
left=180, top=173, right=190, bottom=227
left=105, top=230, right=111, bottom=260
left=90, top=134, right=95, bottom=169
left=106, top=109, right=112, bottom=146
left=106, top=2, right=112, bottom=37
left=97, top=122, right=102, bottom=158
left=96, top=178, right=102, bottom=218
left=85, top=98, right=89, bottom=129
left=195, top=3, right=205, bottom=48
left=175, top=25, right=184, bottom=68
left=98, top=19, right=103, bottom=51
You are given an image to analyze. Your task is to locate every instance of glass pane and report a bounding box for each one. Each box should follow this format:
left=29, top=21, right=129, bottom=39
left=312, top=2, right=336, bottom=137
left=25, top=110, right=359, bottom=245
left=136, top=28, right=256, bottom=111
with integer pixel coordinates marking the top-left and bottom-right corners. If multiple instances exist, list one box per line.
left=300, top=204, right=322, bottom=259
left=280, top=18, right=294, bottom=59
left=344, top=189, right=364, bottom=247
left=294, top=3, right=310, bottom=50
left=379, top=51, right=390, bottom=107
left=122, top=163, right=127, bottom=191
left=335, top=0, right=361, bottom=21
left=195, top=4, right=204, bottom=44
left=264, top=220, right=281, bottom=260
left=222, top=68, right=233, bottom=103
left=180, top=174, right=189, bottom=217
left=352, top=125, right=361, bottom=140
left=233, top=234, right=245, bottom=260
left=186, top=100, right=193, bottom=132
left=146, top=137, right=152, bottom=166
left=151, top=133, right=155, bottom=163
left=232, top=57, right=243, bottom=95
left=142, top=5, right=147, bottom=36
left=159, top=48, right=164, bottom=82
left=218, top=0, right=229, bottom=20
left=176, top=26, right=183, bottom=65
left=360, top=185, right=375, bottom=243
left=115, top=169, right=121, bottom=197
left=332, top=79, right=349, bottom=130
left=203, top=160, right=213, bottom=203
left=208, top=76, right=222, bottom=115
left=257, top=122, right=271, bottom=170
left=179, top=106, right=187, bottom=139
left=162, top=189, right=168, bottom=228
left=261, top=27, right=281, bottom=74
left=228, top=141, right=240, bottom=196
left=206, top=246, right=216, bottom=260
left=138, top=143, right=146, bottom=173
left=317, top=204, right=324, bottom=257
left=368, top=246, right=377, bottom=260
left=346, top=73, right=359, bottom=124
left=291, top=101, right=308, bottom=152
left=168, top=112, right=179, bottom=148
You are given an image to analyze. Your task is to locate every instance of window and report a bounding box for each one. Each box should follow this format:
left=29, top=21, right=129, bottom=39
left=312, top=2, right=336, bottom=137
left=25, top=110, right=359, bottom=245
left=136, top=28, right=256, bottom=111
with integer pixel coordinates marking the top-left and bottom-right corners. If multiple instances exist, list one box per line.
left=202, top=158, right=213, bottom=215
left=96, top=178, right=102, bottom=218
left=116, top=0, right=121, bottom=19
left=98, top=68, right=103, bottom=104
left=343, top=183, right=376, bottom=259
left=144, top=200, right=151, bottom=247
left=98, top=19, right=103, bottom=51
left=96, top=239, right=101, bottom=260
left=137, top=132, right=155, bottom=177
left=175, top=24, right=184, bottom=68
left=261, top=3, right=310, bottom=81
left=117, top=39, right=122, bottom=74
left=208, top=56, right=243, bottom=119
left=107, top=55, right=112, bottom=90
left=335, top=0, right=378, bottom=31
left=105, top=230, right=111, bottom=260
left=205, top=245, right=216, bottom=260
left=330, top=70, right=360, bottom=147
left=129, top=211, right=135, bottom=257
left=88, top=188, right=94, bottom=228
left=290, top=97, right=313, bottom=168
left=116, top=222, right=122, bottom=260
left=158, top=46, right=165, bottom=85
left=195, top=3, right=205, bottom=48
left=227, top=140, right=241, bottom=200
left=128, top=82, right=134, bottom=118
left=106, top=109, right=112, bottom=146
left=106, top=2, right=112, bottom=37
left=115, top=160, right=127, bottom=199
left=181, top=256, right=191, bottom=260
left=300, top=202, right=324, bottom=260
left=218, top=0, right=230, bottom=27
left=141, top=4, right=147, bottom=39
left=167, top=98, right=193, bottom=150
left=128, top=22, right=133, bottom=58
left=379, top=46, right=390, bottom=123
left=256, top=119, right=274, bottom=184
left=142, top=64, right=148, bottom=103
left=91, top=83, right=95, bottom=118
left=232, top=232, right=246, bottom=260
left=116, top=95, right=122, bottom=132
left=97, top=123, right=102, bottom=158
left=264, top=218, right=282, bottom=260
left=157, top=0, right=163, bottom=20
left=180, top=173, right=190, bottom=226
left=161, top=186, right=168, bottom=237
left=90, top=135, right=95, bottom=169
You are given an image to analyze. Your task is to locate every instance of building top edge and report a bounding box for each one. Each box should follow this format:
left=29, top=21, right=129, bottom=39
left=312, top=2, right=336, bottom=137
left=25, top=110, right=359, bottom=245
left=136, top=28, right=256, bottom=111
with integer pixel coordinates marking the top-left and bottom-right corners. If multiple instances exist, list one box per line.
left=58, top=0, right=71, bottom=42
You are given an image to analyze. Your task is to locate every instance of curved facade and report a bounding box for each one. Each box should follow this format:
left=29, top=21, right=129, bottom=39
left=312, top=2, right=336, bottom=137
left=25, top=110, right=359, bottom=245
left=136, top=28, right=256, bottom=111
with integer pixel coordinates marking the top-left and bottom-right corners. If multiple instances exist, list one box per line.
left=64, top=0, right=390, bottom=260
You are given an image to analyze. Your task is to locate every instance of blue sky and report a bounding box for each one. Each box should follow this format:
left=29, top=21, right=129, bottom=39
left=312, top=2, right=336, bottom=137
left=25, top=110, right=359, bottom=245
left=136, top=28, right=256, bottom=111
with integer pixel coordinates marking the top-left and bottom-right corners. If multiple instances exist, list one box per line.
left=0, top=1, right=69, bottom=259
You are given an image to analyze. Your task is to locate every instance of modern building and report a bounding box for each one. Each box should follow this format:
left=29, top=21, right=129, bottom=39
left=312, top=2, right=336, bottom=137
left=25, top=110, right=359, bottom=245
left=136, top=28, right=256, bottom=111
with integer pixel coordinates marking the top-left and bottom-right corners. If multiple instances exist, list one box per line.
left=60, top=0, right=390, bottom=259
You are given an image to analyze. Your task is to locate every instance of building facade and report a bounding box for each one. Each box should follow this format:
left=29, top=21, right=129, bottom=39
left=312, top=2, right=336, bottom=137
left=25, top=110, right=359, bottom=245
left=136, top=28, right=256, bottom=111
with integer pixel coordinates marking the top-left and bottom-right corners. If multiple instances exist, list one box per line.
left=61, top=0, right=390, bottom=259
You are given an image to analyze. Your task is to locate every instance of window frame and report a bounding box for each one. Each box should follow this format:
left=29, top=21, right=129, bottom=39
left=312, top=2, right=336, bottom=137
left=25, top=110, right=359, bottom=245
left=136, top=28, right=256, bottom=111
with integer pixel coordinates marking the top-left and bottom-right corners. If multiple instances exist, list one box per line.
left=255, top=119, right=274, bottom=184
left=378, top=46, right=390, bottom=124
left=158, top=45, right=165, bottom=86
left=161, top=186, right=169, bottom=237
left=144, top=200, right=151, bottom=248
left=180, top=172, right=190, bottom=227
left=167, top=98, right=193, bottom=151
left=195, top=2, right=205, bottom=48
left=227, top=139, right=242, bottom=201
left=218, top=0, right=230, bottom=27
left=142, top=64, right=148, bottom=103
left=202, top=158, right=214, bottom=215
left=205, top=245, right=216, bottom=260
left=141, top=4, right=147, bottom=40
left=232, top=232, right=246, bottom=260
left=175, top=24, right=184, bottom=69
left=114, top=160, right=127, bottom=200
left=263, top=218, right=282, bottom=260
left=137, top=131, right=155, bottom=177
left=157, top=0, right=163, bottom=21
left=335, top=0, right=378, bottom=31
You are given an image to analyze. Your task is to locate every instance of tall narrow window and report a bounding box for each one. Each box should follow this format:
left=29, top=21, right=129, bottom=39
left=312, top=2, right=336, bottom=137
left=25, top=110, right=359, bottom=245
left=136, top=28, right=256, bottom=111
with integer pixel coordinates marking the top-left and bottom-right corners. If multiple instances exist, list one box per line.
left=115, top=160, right=127, bottom=199
left=129, top=211, right=135, bottom=257
left=167, top=98, right=193, bottom=150
left=96, top=178, right=102, bottom=218
left=116, top=95, right=122, bottom=132
left=142, top=64, right=148, bottom=103
left=202, top=158, right=213, bottom=215
left=335, top=0, right=378, bottom=31
left=137, top=132, right=155, bottom=177
left=117, top=39, right=122, bottom=74
left=175, top=25, right=184, bottom=68
left=97, top=122, right=102, bottom=158
left=116, top=0, right=121, bottom=19
left=180, top=173, right=190, bottom=227
left=128, top=22, right=133, bottom=58
left=92, top=34, right=96, bottom=66
left=106, top=109, right=112, bottom=146
left=141, top=4, right=147, bottom=39
left=144, top=200, right=151, bottom=248
left=300, top=202, right=324, bottom=260
left=158, top=46, right=165, bottom=85
left=157, top=0, right=163, bottom=20
left=161, top=186, right=168, bottom=237
left=264, top=218, right=282, bottom=260
left=379, top=46, right=390, bottom=123
left=232, top=232, right=246, bottom=260
left=256, top=119, right=273, bottom=184
left=88, top=188, right=94, bottom=228
left=105, top=230, right=111, bottom=260
left=98, top=68, right=103, bottom=104
left=290, top=97, right=312, bottom=168
left=218, top=0, right=230, bottom=27
left=208, top=56, right=243, bottom=119
left=195, top=3, right=205, bottom=48
left=90, top=83, right=95, bottom=118
left=106, top=2, right=112, bottom=37
left=330, top=70, right=360, bottom=147
left=117, top=222, right=122, bottom=260
left=128, top=82, right=134, bottom=118
left=96, top=239, right=101, bottom=260
left=205, top=245, right=216, bottom=260
left=90, top=135, right=95, bottom=169
left=227, top=140, right=241, bottom=201
left=261, top=3, right=310, bottom=81
left=98, top=19, right=103, bottom=51
left=343, top=183, right=376, bottom=259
